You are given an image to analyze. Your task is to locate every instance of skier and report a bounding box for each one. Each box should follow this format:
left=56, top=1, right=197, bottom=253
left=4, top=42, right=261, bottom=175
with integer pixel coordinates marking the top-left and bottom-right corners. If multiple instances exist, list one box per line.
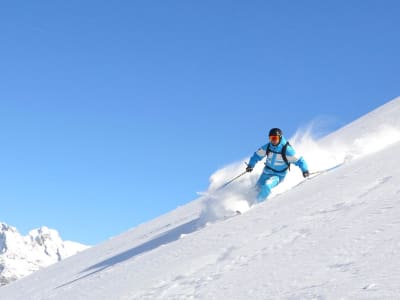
left=246, top=128, right=309, bottom=202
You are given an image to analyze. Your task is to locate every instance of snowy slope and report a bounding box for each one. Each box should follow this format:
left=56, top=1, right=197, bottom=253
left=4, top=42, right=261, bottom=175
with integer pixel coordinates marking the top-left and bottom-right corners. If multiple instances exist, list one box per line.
left=0, top=223, right=89, bottom=286
left=0, top=97, right=400, bottom=299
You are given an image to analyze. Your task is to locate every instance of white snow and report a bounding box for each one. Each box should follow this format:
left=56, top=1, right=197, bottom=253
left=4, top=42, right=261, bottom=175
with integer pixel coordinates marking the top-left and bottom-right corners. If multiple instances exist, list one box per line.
left=0, top=223, right=89, bottom=286
left=0, top=97, right=400, bottom=299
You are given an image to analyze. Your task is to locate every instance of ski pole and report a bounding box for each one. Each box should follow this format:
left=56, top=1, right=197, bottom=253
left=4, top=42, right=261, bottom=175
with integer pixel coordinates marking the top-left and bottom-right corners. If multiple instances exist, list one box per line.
left=215, top=163, right=249, bottom=191
left=309, top=170, right=323, bottom=176
left=308, top=163, right=343, bottom=176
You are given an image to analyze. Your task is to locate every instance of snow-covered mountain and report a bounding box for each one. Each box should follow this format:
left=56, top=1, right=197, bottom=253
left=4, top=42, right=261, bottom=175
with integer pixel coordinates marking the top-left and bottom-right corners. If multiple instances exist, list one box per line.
left=0, top=223, right=88, bottom=286
left=0, top=97, right=400, bottom=299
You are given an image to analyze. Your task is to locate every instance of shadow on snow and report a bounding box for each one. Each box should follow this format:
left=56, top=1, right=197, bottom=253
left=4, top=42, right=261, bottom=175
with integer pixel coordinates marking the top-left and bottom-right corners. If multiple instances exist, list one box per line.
left=56, top=218, right=202, bottom=289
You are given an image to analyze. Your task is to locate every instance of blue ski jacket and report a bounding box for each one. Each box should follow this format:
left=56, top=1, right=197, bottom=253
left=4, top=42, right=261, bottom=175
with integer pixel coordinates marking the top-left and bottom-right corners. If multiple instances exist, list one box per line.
left=248, top=136, right=308, bottom=176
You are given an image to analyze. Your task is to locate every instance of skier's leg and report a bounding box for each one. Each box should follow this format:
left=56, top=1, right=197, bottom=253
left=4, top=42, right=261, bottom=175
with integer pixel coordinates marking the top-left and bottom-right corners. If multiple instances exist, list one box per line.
left=255, top=173, right=268, bottom=202
left=256, top=175, right=280, bottom=202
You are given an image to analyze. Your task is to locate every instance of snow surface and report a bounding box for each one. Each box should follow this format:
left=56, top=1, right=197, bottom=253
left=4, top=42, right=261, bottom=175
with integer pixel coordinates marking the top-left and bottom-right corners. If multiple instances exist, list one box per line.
left=1, top=97, right=400, bottom=299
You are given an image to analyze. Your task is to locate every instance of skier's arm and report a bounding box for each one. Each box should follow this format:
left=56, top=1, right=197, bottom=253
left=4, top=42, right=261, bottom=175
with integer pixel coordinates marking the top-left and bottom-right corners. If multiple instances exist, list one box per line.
left=247, top=144, right=268, bottom=168
left=286, top=146, right=309, bottom=173
left=294, top=157, right=308, bottom=173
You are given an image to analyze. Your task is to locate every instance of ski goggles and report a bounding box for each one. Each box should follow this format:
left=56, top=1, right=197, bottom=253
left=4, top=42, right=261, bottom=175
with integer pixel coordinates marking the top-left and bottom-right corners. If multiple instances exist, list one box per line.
left=269, top=135, right=281, bottom=144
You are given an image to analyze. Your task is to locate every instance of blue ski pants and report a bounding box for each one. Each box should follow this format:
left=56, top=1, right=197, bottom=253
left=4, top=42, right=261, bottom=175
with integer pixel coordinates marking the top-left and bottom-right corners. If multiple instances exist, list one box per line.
left=256, top=172, right=285, bottom=202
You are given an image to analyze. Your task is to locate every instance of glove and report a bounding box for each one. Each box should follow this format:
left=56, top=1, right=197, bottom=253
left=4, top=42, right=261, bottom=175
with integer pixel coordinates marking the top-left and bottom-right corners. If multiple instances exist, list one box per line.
left=303, top=171, right=310, bottom=178
left=246, top=166, right=253, bottom=173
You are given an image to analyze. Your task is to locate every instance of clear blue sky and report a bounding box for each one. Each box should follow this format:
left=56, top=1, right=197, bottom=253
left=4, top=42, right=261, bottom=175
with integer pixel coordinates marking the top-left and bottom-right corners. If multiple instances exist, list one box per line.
left=1, top=1, right=399, bottom=245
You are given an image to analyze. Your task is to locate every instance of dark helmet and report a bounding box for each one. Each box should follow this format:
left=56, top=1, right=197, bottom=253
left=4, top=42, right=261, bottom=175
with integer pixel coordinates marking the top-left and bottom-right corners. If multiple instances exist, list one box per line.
left=268, top=128, right=283, bottom=145
left=269, top=128, right=283, bottom=137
